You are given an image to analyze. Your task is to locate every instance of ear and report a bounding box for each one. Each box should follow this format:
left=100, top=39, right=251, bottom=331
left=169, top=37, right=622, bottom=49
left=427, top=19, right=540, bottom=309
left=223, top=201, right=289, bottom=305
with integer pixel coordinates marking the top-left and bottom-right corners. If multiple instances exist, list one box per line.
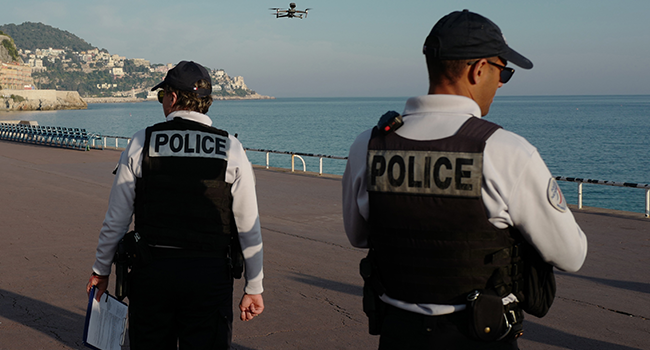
left=468, top=59, right=488, bottom=85
left=169, top=91, right=178, bottom=108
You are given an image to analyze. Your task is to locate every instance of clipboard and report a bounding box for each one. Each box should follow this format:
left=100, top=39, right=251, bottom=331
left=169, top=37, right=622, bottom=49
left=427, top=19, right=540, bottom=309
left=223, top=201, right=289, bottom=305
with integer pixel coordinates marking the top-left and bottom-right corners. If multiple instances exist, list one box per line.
left=82, top=286, right=129, bottom=350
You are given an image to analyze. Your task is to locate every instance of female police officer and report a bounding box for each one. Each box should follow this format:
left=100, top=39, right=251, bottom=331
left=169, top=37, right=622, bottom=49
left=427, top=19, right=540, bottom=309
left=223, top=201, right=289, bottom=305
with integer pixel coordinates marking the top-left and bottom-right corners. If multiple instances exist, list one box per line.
left=87, top=61, right=264, bottom=349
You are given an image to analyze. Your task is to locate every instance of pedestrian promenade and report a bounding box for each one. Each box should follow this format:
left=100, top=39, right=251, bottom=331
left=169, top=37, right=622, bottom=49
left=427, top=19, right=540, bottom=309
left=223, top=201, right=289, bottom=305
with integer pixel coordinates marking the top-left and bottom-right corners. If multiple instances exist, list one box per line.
left=0, top=140, right=647, bottom=349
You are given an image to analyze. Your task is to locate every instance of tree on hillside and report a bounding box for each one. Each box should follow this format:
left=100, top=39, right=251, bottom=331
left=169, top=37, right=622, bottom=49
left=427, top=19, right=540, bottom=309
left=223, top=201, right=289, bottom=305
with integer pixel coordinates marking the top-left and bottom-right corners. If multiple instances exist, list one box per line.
left=0, top=22, right=95, bottom=51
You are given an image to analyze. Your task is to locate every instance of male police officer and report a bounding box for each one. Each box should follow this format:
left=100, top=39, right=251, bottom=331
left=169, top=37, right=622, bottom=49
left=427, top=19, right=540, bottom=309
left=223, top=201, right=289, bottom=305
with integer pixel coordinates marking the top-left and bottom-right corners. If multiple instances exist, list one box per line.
left=86, top=61, right=264, bottom=349
left=342, top=10, right=587, bottom=349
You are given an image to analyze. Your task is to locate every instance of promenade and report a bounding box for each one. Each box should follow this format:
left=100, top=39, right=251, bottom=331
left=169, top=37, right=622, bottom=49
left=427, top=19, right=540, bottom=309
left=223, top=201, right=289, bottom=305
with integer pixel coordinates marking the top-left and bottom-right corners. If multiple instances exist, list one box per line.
left=0, top=140, right=648, bottom=349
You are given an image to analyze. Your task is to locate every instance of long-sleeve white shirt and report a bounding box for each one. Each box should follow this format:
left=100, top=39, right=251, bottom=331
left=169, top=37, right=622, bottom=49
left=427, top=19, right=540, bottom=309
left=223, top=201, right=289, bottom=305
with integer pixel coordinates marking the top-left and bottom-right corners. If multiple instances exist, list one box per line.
left=92, top=110, right=264, bottom=295
left=342, top=94, right=587, bottom=315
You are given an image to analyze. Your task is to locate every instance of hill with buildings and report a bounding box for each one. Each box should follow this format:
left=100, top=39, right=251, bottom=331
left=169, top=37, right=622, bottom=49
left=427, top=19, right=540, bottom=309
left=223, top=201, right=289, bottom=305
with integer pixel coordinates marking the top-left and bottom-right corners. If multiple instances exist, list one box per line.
left=0, top=22, right=271, bottom=100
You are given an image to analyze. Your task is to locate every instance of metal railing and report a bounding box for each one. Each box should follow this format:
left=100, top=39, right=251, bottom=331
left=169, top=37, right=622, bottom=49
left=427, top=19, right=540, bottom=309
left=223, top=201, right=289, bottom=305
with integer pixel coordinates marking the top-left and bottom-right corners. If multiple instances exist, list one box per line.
left=88, top=137, right=347, bottom=175
left=84, top=137, right=650, bottom=216
left=555, top=176, right=650, bottom=218
left=244, top=148, right=347, bottom=176
left=90, top=135, right=132, bottom=150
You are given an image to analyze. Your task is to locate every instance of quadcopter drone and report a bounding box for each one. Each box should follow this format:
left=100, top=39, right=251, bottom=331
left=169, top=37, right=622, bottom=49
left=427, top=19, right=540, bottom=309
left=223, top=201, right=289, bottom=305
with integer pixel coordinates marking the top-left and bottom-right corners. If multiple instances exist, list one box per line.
left=270, top=3, right=311, bottom=19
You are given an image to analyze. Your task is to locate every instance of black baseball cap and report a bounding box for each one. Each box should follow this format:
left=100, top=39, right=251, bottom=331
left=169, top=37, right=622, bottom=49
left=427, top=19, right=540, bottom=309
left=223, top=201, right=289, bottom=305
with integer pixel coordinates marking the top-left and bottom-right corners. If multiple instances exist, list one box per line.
left=151, top=61, right=212, bottom=97
left=423, top=10, right=533, bottom=69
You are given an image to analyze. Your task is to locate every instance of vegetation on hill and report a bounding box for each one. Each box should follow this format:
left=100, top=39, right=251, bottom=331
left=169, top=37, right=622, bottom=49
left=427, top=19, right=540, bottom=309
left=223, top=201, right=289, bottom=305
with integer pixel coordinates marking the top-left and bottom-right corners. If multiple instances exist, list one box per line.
left=0, top=30, right=21, bottom=62
left=0, top=22, right=95, bottom=52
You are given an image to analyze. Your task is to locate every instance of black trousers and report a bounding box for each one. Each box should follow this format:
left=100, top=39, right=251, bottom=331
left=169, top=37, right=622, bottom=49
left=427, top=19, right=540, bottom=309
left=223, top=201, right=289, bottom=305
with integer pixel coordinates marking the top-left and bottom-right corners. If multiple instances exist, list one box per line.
left=378, top=304, right=520, bottom=350
left=128, top=256, right=233, bottom=350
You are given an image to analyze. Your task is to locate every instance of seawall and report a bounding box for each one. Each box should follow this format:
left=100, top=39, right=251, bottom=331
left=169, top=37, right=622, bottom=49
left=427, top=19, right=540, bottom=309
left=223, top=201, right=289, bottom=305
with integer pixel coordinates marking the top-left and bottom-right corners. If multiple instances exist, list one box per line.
left=0, top=89, right=87, bottom=111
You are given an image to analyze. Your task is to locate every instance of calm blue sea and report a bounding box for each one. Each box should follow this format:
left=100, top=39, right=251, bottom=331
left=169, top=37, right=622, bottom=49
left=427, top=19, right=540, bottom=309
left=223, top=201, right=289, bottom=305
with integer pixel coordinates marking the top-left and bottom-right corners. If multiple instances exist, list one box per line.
left=2, top=95, right=649, bottom=214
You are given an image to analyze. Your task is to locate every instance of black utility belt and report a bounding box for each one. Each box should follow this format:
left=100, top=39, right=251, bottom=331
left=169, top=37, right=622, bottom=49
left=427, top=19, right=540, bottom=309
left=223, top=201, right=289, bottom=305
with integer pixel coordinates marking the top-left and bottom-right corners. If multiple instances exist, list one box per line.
left=149, top=246, right=229, bottom=259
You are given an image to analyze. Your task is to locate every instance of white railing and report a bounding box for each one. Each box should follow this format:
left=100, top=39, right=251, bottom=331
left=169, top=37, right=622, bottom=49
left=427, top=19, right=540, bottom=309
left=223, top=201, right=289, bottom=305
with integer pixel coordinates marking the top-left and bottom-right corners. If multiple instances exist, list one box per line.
left=90, top=135, right=132, bottom=150
left=88, top=137, right=347, bottom=176
left=555, top=176, right=650, bottom=218
left=244, top=148, right=347, bottom=176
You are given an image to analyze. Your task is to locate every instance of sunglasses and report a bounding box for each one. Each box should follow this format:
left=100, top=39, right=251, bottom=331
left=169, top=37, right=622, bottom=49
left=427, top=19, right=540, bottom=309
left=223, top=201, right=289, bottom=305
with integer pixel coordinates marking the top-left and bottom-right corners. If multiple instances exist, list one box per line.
left=157, top=90, right=165, bottom=103
left=468, top=60, right=515, bottom=84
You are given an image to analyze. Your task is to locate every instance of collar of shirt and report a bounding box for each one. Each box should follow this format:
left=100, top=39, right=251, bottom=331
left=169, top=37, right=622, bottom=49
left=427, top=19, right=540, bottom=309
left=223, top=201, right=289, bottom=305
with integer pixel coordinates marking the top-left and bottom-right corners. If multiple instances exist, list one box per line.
left=166, top=110, right=213, bottom=127
left=397, top=94, right=482, bottom=141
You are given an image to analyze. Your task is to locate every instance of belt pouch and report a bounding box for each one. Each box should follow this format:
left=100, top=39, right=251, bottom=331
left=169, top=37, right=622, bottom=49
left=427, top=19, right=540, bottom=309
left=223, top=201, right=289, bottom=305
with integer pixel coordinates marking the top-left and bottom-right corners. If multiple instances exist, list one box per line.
left=466, top=290, right=508, bottom=341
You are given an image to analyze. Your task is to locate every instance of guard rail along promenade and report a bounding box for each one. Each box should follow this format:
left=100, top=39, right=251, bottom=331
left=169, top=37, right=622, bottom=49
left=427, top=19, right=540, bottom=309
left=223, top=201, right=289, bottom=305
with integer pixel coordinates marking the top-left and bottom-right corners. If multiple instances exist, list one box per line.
left=1, top=121, right=648, bottom=217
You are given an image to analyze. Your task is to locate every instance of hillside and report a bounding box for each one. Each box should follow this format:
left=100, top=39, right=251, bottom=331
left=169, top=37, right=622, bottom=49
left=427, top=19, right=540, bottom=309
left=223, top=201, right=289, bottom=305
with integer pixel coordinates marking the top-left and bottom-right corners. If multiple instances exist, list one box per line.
left=0, top=31, right=22, bottom=63
left=0, top=22, right=94, bottom=52
left=0, top=22, right=270, bottom=99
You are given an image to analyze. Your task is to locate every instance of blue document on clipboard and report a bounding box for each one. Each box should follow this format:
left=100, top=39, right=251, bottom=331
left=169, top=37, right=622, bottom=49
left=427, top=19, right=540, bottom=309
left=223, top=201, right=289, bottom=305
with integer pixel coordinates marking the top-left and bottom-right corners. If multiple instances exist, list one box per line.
left=83, top=287, right=128, bottom=350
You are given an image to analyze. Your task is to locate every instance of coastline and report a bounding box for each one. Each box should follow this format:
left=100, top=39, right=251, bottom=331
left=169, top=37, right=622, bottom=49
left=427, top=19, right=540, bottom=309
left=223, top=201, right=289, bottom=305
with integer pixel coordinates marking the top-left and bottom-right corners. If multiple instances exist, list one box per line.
left=83, top=93, right=275, bottom=104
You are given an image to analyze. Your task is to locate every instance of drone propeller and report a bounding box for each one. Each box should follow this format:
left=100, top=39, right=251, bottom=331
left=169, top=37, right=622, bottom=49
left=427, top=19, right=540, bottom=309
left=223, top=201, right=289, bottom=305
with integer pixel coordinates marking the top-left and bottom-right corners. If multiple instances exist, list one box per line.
left=269, top=7, right=281, bottom=10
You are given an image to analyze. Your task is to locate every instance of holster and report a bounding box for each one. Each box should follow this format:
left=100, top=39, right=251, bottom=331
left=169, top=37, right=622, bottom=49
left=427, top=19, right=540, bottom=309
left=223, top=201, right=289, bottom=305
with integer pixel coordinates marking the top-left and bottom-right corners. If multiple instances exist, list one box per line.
left=114, top=238, right=129, bottom=301
left=113, top=231, right=152, bottom=301
left=360, top=252, right=386, bottom=335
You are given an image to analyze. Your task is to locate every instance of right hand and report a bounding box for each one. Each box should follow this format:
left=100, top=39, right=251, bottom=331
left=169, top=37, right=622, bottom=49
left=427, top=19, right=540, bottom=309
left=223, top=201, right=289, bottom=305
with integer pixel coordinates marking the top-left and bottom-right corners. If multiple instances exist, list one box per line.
left=86, top=273, right=109, bottom=302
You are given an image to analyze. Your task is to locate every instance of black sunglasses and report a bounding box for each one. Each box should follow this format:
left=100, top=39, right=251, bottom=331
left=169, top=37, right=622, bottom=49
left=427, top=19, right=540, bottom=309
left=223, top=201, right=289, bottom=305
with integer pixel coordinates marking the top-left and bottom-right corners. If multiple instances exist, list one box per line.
left=468, top=60, right=515, bottom=84
left=157, top=90, right=165, bottom=103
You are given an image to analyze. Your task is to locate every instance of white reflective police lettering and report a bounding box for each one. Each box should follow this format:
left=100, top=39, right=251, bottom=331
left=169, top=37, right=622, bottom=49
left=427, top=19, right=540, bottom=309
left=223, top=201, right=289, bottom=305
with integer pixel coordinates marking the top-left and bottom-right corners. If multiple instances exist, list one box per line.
left=150, top=130, right=229, bottom=160
left=215, top=137, right=227, bottom=156
left=184, top=134, right=195, bottom=153
left=387, top=155, right=405, bottom=187
left=367, top=150, right=482, bottom=197
left=170, top=134, right=183, bottom=152
left=202, top=135, right=214, bottom=153
left=408, top=156, right=422, bottom=188
left=154, top=133, right=169, bottom=153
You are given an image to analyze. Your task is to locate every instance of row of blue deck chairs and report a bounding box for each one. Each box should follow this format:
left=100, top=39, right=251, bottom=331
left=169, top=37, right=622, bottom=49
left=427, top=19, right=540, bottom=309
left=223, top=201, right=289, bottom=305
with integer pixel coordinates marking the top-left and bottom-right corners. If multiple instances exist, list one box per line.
left=0, top=123, right=94, bottom=151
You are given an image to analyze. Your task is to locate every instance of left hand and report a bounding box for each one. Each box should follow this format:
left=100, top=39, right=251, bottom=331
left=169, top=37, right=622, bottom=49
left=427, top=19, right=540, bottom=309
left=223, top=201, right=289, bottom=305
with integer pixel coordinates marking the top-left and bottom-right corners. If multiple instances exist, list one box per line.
left=239, top=293, right=264, bottom=321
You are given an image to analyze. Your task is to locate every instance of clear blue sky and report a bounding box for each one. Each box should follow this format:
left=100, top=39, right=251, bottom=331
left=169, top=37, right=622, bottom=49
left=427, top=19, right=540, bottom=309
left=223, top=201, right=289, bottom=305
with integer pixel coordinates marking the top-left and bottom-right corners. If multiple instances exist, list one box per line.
left=1, top=0, right=649, bottom=98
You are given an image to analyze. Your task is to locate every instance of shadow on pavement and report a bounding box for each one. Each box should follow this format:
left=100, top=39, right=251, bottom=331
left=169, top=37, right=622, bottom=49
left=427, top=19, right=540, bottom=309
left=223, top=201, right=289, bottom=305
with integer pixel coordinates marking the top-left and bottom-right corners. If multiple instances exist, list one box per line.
left=290, top=272, right=363, bottom=297
left=556, top=271, right=650, bottom=294
left=0, top=289, right=85, bottom=348
left=524, top=321, right=641, bottom=350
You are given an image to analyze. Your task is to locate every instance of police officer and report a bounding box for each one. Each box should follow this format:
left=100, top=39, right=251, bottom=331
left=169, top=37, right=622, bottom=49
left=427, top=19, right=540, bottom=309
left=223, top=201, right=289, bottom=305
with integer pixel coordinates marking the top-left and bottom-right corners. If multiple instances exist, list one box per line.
left=342, top=10, right=588, bottom=349
left=86, top=61, right=264, bottom=349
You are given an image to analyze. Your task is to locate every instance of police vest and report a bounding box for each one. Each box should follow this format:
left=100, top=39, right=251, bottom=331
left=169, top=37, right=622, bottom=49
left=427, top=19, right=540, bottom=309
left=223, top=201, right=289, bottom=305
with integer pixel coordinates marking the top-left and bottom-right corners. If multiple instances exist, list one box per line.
left=367, top=117, right=517, bottom=304
left=134, top=117, right=234, bottom=251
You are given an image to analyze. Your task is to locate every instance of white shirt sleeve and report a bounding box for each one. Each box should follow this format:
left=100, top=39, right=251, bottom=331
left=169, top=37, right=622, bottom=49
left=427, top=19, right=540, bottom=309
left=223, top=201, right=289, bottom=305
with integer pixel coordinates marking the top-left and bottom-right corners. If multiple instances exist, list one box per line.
left=226, top=136, right=264, bottom=294
left=342, top=129, right=373, bottom=248
left=483, top=129, right=588, bottom=272
left=92, top=129, right=145, bottom=275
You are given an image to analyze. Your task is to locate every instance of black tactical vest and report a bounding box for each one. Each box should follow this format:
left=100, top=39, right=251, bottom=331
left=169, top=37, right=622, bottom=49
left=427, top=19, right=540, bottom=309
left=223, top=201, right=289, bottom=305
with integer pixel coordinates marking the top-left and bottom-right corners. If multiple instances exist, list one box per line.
left=135, top=117, right=234, bottom=251
left=367, top=117, right=516, bottom=304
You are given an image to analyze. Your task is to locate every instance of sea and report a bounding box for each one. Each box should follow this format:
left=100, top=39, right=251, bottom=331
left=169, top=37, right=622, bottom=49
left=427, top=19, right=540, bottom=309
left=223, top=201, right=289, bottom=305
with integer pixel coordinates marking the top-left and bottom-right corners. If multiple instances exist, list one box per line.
left=1, top=95, right=649, bottom=215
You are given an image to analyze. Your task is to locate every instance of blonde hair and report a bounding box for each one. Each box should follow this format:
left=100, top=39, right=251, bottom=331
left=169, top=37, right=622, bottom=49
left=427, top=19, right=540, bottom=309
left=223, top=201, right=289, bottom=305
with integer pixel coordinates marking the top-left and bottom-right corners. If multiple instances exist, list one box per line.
left=166, top=79, right=213, bottom=114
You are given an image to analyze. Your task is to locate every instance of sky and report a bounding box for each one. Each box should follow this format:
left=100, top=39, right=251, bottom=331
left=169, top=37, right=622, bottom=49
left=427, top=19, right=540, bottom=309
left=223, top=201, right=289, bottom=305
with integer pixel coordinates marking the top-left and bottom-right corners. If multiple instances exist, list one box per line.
left=1, top=0, right=649, bottom=98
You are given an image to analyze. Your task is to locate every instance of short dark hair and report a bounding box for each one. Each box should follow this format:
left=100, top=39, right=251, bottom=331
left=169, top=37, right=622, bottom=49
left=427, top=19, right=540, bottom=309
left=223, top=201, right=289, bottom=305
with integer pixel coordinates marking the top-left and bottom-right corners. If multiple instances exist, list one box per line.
left=166, top=79, right=213, bottom=114
left=425, top=56, right=472, bottom=86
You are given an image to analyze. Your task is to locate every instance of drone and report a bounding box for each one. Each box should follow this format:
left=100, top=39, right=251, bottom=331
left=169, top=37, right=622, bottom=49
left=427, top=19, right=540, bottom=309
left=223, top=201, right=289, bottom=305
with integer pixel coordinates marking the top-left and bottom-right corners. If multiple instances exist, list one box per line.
left=270, top=3, right=311, bottom=19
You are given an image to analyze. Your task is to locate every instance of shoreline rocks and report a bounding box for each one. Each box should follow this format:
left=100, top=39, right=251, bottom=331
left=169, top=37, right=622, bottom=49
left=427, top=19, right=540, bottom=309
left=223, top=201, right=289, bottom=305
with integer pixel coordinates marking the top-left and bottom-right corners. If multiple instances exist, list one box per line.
left=0, top=90, right=275, bottom=111
left=1, top=90, right=87, bottom=111
left=84, top=93, right=275, bottom=104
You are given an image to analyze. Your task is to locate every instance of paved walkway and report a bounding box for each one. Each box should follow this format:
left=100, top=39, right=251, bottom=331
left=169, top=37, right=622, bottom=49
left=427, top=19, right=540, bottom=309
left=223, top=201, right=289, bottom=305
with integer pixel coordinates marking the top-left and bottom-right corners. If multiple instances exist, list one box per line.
left=0, top=140, right=648, bottom=349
